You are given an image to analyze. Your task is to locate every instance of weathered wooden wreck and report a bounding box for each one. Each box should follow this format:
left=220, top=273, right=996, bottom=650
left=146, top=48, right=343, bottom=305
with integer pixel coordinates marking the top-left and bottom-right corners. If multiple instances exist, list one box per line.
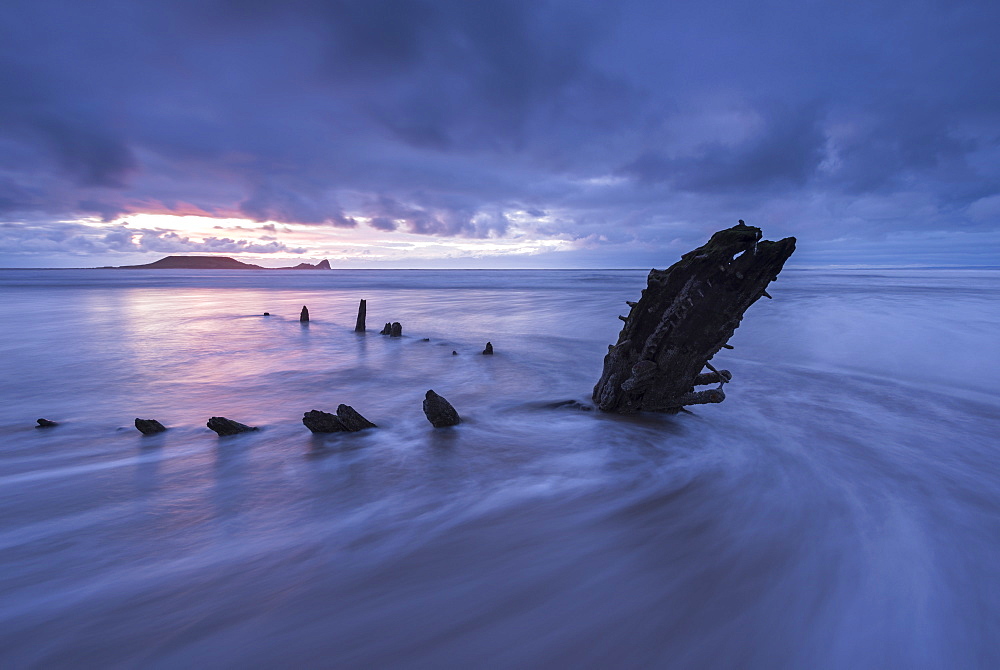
left=593, top=221, right=795, bottom=414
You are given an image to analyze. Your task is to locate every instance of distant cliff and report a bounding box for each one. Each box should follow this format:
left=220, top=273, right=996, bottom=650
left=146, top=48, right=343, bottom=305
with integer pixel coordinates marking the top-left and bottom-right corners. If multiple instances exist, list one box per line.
left=108, top=256, right=332, bottom=270
left=284, top=259, right=332, bottom=270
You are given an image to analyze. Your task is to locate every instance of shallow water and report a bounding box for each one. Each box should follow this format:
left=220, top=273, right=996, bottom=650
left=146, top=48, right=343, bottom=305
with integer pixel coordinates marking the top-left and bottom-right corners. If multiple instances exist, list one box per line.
left=1, top=268, right=998, bottom=668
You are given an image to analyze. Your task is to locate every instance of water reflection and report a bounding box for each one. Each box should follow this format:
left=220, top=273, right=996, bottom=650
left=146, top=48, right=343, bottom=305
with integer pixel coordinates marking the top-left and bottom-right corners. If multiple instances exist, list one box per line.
left=0, top=269, right=998, bottom=667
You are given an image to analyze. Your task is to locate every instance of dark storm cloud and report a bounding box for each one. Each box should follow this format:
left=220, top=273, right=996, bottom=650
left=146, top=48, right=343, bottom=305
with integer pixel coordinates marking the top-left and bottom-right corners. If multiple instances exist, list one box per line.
left=620, top=104, right=828, bottom=192
left=362, top=193, right=508, bottom=236
left=238, top=182, right=358, bottom=227
left=0, top=0, right=998, bottom=263
left=824, top=106, right=981, bottom=195
left=20, top=116, right=136, bottom=188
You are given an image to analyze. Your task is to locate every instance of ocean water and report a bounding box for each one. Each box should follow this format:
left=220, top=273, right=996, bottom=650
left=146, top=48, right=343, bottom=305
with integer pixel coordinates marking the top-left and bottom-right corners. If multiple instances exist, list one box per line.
left=0, top=268, right=998, bottom=668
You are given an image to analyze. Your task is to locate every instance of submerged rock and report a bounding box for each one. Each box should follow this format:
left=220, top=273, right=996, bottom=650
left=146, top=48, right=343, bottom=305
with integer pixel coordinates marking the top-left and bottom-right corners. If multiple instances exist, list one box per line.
left=134, top=418, right=167, bottom=435
left=35, top=418, right=58, bottom=428
left=482, top=341, right=494, bottom=355
left=423, top=390, right=461, bottom=427
left=380, top=322, right=392, bottom=335
left=207, top=416, right=258, bottom=436
left=299, top=306, right=309, bottom=322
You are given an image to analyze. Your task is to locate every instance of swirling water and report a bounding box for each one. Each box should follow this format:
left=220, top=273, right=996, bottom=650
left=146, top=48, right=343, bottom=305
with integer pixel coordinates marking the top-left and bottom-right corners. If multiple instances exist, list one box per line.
left=0, top=268, right=998, bottom=668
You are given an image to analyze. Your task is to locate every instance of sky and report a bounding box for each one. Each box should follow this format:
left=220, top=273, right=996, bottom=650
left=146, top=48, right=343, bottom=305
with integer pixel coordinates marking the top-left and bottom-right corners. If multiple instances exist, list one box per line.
left=1, top=0, right=998, bottom=268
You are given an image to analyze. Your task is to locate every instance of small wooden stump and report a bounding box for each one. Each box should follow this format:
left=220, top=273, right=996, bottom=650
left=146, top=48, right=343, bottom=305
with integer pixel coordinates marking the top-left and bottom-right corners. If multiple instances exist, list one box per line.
left=423, top=390, right=460, bottom=427
left=355, top=299, right=366, bottom=332
left=207, top=416, right=258, bottom=436
left=135, top=418, right=167, bottom=435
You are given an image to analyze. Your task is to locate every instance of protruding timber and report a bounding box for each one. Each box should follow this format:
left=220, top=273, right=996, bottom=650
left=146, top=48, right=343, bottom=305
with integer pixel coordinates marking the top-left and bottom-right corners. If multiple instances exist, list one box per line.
left=302, top=404, right=376, bottom=433
left=693, top=370, right=732, bottom=385
left=423, top=390, right=460, bottom=427
left=135, top=418, right=167, bottom=435
left=207, top=416, right=258, bottom=436
left=336, top=404, right=377, bottom=431
left=355, top=299, right=366, bottom=332
left=483, top=341, right=494, bottom=355
left=302, top=409, right=346, bottom=433
left=593, top=221, right=795, bottom=414
left=299, top=306, right=309, bottom=322
left=380, top=321, right=402, bottom=336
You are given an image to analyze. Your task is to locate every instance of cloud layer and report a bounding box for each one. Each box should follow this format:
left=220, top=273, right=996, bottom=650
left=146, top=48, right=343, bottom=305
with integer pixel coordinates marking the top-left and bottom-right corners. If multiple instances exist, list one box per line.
left=1, top=0, right=998, bottom=265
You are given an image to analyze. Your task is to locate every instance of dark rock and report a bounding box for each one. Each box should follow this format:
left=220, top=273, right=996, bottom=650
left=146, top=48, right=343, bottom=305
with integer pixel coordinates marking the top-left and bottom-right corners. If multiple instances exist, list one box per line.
left=207, top=416, right=258, bottom=436
left=302, top=409, right=348, bottom=433
left=355, top=299, right=366, bottom=332
left=134, top=418, right=167, bottom=435
left=421, top=338, right=430, bottom=342
left=299, top=306, right=309, bottom=322
left=452, top=350, right=458, bottom=355
left=482, top=341, right=493, bottom=355
left=593, top=221, right=795, bottom=414
left=390, top=322, right=402, bottom=337
left=423, top=390, right=461, bottom=427
left=35, top=418, right=58, bottom=428
left=380, top=322, right=392, bottom=335
left=263, top=312, right=270, bottom=316
left=336, top=404, right=377, bottom=431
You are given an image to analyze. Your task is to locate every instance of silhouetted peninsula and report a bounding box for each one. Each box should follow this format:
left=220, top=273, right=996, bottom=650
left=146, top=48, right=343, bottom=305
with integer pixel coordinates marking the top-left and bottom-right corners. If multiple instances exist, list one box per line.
left=108, top=256, right=331, bottom=270
left=286, top=259, right=332, bottom=270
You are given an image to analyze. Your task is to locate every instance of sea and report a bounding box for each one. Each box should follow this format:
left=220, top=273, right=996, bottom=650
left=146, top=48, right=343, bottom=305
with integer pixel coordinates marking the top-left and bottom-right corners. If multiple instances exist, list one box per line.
left=0, top=267, right=998, bottom=669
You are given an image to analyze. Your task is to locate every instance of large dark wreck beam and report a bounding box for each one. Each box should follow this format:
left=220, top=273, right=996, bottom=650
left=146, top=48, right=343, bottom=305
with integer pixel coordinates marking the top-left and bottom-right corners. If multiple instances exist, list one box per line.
left=593, top=221, right=795, bottom=414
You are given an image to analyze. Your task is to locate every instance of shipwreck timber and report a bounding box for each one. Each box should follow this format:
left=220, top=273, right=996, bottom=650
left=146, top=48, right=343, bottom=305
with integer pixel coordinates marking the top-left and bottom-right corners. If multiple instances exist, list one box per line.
left=593, top=221, right=795, bottom=414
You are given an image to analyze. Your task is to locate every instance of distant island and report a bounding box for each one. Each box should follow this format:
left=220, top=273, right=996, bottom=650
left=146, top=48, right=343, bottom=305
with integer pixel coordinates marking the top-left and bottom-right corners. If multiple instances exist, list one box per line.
left=104, top=256, right=332, bottom=270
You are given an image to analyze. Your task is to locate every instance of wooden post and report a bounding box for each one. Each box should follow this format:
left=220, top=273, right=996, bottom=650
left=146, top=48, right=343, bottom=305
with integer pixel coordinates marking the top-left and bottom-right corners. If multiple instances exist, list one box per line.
left=355, top=299, right=366, bottom=332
